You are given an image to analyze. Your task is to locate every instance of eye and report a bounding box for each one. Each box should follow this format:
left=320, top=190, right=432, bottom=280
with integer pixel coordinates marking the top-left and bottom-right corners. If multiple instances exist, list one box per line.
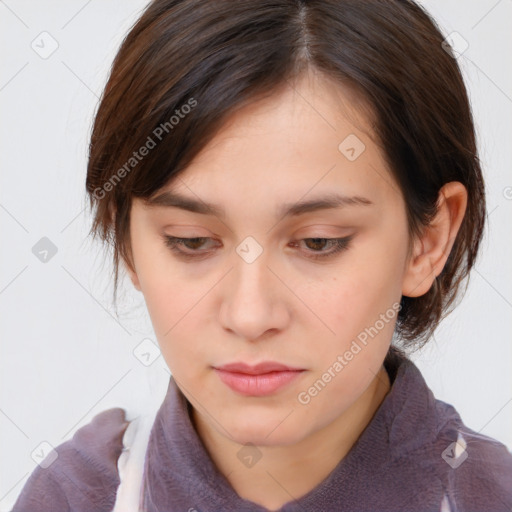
left=162, top=235, right=353, bottom=261
left=163, top=236, right=217, bottom=260
left=291, top=236, right=353, bottom=260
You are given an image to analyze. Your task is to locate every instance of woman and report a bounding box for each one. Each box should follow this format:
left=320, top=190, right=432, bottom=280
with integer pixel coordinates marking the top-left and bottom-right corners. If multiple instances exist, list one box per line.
left=12, top=0, right=512, bottom=510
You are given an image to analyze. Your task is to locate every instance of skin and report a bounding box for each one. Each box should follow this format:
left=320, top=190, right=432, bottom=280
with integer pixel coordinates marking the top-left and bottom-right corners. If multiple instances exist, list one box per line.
left=124, top=68, right=467, bottom=510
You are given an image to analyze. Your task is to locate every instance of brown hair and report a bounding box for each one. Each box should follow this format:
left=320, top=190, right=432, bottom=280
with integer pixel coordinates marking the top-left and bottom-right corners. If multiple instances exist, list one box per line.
left=85, top=0, right=486, bottom=352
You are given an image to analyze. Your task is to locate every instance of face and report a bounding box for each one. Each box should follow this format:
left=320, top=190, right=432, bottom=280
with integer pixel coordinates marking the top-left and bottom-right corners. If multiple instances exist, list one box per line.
left=126, top=69, right=412, bottom=447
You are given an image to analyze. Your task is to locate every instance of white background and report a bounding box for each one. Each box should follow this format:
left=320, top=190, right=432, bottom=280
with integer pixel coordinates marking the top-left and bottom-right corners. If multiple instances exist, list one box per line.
left=1, top=1, right=511, bottom=509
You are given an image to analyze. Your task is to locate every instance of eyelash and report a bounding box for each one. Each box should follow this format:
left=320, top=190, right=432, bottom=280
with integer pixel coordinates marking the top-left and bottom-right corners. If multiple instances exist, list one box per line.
left=162, top=235, right=353, bottom=261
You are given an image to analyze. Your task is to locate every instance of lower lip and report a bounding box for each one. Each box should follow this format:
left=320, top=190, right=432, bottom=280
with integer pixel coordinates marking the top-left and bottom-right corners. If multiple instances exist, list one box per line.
left=214, top=369, right=304, bottom=396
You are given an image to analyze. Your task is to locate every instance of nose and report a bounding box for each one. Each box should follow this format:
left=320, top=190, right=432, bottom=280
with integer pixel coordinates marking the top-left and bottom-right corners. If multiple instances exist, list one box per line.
left=218, top=252, right=290, bottom=342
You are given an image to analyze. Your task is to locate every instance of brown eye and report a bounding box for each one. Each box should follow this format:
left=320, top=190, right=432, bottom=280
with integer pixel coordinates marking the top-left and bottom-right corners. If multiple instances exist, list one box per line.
left=162, top=236, right=217, bottom=259
left=293, top=236, right=354, bottom=260
left=162, top=235, right=353, bottom=262
left=303, top=238, right=330, bottom=251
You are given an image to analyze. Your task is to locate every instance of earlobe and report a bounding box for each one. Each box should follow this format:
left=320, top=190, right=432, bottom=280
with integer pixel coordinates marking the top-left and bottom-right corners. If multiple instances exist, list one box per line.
left=402, top=181, right=467, bottom=298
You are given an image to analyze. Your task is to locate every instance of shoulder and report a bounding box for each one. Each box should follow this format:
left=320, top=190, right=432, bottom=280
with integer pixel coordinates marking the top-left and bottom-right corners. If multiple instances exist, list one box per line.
left=11, top=408, right=130, bottom=512
left=384, top=353, right=512, bottom=511
left=424, top=399, right=512, bottom=512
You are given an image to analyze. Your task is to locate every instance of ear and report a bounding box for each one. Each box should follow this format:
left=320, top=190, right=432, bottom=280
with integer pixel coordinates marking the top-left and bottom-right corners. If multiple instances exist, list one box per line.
left=123, top=256, right=142, bottom=292
left=402, top=181, right=468, bottom=297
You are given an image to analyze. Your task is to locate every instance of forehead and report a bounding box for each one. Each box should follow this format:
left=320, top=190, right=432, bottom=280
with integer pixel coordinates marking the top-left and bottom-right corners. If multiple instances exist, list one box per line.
left=143, top=70, right=401, bottom=219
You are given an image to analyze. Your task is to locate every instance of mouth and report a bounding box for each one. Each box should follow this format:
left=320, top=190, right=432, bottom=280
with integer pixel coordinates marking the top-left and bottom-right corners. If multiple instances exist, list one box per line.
left=212, top=361, right=306, bottom=396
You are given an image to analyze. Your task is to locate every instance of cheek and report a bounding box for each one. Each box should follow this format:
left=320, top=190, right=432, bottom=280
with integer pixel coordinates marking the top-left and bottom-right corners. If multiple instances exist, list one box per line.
left=296, top=272, right=398, bottom=417
left=130, top=235, right=192, bottom=338
left=305, top=245, right=403, bottom=362
left=133, top=248, right=221, bottom=372
left=142, top=279, right=206, bottom=376
left=142, top=273, right=197, bottom=341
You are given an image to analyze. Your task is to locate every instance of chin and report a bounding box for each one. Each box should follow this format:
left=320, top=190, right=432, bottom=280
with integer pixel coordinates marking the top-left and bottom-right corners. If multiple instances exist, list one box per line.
left=227, top=416, right=307, bottom=447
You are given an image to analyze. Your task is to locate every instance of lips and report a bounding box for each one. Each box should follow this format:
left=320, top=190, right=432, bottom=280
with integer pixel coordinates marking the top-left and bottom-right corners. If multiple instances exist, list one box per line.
left=214, top=361, right=304, bottom=375
left=213, top=361, right=306, bottom=396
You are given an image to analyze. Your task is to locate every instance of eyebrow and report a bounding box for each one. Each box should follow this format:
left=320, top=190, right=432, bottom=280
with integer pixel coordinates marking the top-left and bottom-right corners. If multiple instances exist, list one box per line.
left=144, top=190, right=373, bottom=219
